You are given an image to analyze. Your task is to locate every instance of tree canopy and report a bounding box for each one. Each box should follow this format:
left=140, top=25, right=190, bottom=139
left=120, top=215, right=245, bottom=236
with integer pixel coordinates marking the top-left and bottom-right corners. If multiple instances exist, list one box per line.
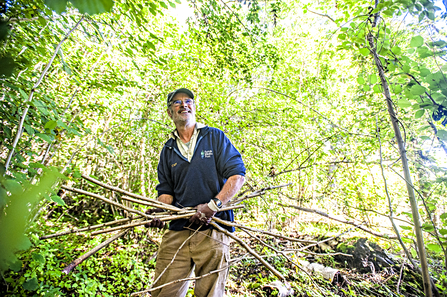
left=1, top=0, right=447, bottom=296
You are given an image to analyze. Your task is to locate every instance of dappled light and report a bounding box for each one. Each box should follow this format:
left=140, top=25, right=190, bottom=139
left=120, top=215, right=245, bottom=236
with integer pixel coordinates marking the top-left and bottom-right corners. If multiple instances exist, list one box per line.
left=1, top=0, right=447, bottom=296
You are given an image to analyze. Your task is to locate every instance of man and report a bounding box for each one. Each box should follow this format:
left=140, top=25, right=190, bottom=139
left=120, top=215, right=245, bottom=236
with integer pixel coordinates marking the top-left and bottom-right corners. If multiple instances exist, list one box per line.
left=147, top=88, right=245, bottom=297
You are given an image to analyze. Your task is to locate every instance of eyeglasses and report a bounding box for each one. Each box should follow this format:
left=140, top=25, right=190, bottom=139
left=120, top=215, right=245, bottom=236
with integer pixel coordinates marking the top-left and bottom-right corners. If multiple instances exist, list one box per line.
left=170, top=98, right=194, bottom=106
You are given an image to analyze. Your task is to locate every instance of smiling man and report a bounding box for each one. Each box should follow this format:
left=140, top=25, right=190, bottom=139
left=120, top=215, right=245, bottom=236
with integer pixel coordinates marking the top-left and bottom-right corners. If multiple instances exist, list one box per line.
left=148, top=88, right=245, bottom=297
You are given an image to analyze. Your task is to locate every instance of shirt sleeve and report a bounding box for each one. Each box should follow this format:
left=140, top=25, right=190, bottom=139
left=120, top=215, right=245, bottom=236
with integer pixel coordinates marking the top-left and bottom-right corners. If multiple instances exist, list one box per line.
left=156, top=147, right=175, bottom=197
left=214, top=129, right=246, bottom=179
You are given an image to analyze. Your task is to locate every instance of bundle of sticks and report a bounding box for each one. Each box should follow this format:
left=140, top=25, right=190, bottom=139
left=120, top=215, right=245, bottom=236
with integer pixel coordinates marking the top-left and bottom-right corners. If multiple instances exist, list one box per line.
left=41, top=175, right=368, bottom=295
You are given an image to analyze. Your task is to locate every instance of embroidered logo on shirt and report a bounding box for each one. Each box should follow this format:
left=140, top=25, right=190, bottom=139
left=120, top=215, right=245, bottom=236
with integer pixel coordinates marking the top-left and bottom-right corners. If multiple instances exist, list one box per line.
left=201, top=150, right=213, bottom=159
left=171, top=163, right=177, bottom=167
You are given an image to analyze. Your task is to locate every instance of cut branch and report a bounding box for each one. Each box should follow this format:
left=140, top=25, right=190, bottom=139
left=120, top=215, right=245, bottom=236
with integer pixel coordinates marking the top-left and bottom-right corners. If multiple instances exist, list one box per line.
left=61, top=185, right=149, bottom=218
left=62, top=229, right=129, bottom=274
left=230, top=183, right=292, bottom=205
left=210, top=221, right=286, bottom=281
left=213, top=217, right=316, bottom=244
left=81, top=174, right=180, bottom=212
left=281, top=204, right=397, bottom=239
left=40, top=215, right=142, bottom=239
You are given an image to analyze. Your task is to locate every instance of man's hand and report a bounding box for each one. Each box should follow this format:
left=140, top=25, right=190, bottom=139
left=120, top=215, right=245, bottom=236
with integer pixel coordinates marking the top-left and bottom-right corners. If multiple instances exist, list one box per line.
left=144, top=208, right=165, bottom=228
left=189, top=203, right=217, bottom=225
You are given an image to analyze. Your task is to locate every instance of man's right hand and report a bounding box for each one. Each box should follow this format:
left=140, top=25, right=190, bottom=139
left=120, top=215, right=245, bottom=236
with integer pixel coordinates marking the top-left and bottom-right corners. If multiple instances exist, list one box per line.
left=144, top=208, right=165, bottom=228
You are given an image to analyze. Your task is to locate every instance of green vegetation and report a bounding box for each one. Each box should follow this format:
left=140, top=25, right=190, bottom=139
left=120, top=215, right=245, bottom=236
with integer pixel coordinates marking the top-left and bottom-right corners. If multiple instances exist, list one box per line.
left=1, top=0, right=447, bottom=295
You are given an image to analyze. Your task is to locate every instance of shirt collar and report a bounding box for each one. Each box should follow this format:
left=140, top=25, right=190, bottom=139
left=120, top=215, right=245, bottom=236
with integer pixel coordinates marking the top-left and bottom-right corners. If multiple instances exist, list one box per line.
left=171, top=122, right=206, bottom=139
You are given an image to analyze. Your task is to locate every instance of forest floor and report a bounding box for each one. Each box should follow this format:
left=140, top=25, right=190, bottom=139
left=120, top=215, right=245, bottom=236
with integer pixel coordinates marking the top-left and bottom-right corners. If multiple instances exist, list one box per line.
left=219, top=230, right=432, bottom=297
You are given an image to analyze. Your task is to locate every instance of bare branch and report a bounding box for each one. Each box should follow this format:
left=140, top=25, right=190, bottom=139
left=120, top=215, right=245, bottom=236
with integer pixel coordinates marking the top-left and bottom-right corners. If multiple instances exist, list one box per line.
left=62, top=229, right=129, bottom=274
left=230, top=183, right=292, bottom=205
left=40, top=215, right=143, bottom=239
left=81, top=174, right=179, bottom=212
left=210, top=221, right=286, bottom=281
left=281, top=204, right=397, bottom=239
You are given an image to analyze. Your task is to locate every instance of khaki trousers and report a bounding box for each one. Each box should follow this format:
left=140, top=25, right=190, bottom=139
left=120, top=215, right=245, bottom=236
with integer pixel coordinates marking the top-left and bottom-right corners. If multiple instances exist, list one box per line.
left=151, top=229, right=230, bottom=297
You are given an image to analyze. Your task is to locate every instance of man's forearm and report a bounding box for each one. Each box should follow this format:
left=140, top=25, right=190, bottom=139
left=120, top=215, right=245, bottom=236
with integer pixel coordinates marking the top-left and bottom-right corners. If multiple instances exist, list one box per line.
left=215, top=175, right=245, bottom=205
left=158, top=194, right=174, bottom=205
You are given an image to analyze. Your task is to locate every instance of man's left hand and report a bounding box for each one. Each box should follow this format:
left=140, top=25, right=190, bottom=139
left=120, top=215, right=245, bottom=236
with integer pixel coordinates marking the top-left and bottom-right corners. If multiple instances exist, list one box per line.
left=189, top=203, right=217, bottom=225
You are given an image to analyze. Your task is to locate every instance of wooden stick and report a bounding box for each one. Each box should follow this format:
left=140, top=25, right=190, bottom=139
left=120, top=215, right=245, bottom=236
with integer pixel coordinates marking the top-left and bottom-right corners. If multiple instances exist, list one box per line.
left=212, top=217, right=316, bottom=244
left=61, top=185, right=149, bottom=218
left=62, top=229, right=129, bottom=274
left=90, top=213, right=195, bottom=235
left=40, top=215, right=142, bottom=239
left=209, top=221, right=285, bottom=281
left=281, top=204, right=397, bottom=239
left=90, top=206, right=244, bottom=236
left=230, top=183, right=292, bottom=205
left=81, top=174, right=180, bottom=212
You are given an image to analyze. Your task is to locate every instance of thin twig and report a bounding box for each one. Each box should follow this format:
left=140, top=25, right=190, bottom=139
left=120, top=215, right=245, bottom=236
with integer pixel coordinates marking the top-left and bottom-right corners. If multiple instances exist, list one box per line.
left=81, top=174, right=179, bottom=212
left=280, top=204, right=397, bottom=239
left=213, top=217, right=316, bottom=244
left=210, top=221, right=285, bottom=281
left=230, top=183, right=292, bottom=205
left=61, top=185, right=150, bottom=218
left=40, top=215, right=142, bottom=239
left=5, top=16, right=85, bottom=171
left=62, top=228, right=128, bottom=274
left=150, top=227, right=201, bottom=290
left=131, top=254, right=248, bottom=296
left=376, top=116, right=417, bottom=268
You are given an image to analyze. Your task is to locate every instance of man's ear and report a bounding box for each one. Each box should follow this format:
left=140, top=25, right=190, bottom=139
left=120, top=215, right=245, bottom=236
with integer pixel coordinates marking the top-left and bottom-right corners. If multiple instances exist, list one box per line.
left=167, top=108, right=173, bottom=119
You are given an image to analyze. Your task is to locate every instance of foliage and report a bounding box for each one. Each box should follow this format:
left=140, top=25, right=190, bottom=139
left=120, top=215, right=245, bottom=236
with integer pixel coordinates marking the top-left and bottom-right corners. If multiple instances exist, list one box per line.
left=0, top=166, right=62, bottom=273
left=1, top=0, right=447, bottom=295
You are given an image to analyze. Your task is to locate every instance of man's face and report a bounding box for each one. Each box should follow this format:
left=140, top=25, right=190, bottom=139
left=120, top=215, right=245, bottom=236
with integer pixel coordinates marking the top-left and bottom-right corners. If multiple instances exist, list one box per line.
left=167, top=92, right=196, bottom=125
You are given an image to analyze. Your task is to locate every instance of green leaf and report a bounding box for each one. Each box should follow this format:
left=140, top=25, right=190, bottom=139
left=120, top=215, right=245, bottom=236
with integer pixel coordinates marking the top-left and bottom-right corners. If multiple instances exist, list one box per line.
left=422, top=223, right=434, bottom=232
left=419, top=68, right=431, bottom=77
left=410, top=35, right=424, bottom=48
left=0, top=56, right=16, bottom=77
left=32, top=253, right=45, bottom=264
left=45, top=0, right=68, bottom=13
left=357, top=76, right=365, bottom=85
left=373, top=84, right=382, bottom=93
left=400, top=225, right=413, bottom=231
left=51, top=195, right=65, bottom=206
left=36, top=133, right=52, bottom=143
left=29, top=162, right=45, bottom=169
left=402, top=64, right=411, bottom=73
left=391, top=46, right=401, bottom=55
left=370, top=74, right=377, bottom=84
left=441, top=212, right=447, bottom=220
left=4, top=179, right=22, bottom=195
left=24, top=124, right=34, bottom=136
left=359, top=48, right=369, bottom=56
left=18, top=88, right=28, bottom=101
left=415, top=109, right=425, bottom=119
left=410, top=84, right=426, bottom=95
left=393, top=85, right=402, bottom=94
left=44, top=120, right=57, bottom=130
left=402, top=237, right=413, bottom=243
left=426, top=244, right=442, bottom=253
left=437, top=130, right=447, bottom=142
left=71, top=0, right=114, bottom=15
left=160, top=1, right=168, bottom=9
left=439, top=228, right=447, bottom=236
left=397, top=99, right=411, bottom=108
left=9, top=260, right=22, bottom=272
left=23, top=277, right=38, bottom=291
